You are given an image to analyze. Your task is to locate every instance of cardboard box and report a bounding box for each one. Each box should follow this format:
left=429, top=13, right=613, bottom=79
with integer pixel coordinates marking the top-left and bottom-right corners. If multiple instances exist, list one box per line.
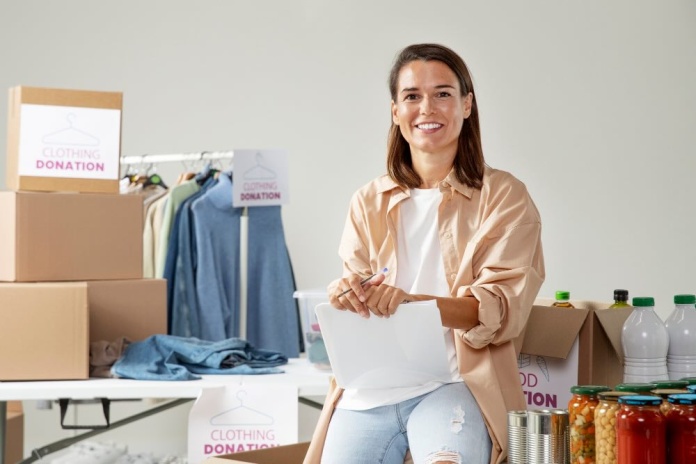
left=0, top=279, right=166, bottom=381
left=516, top=300, right=632, bottom=410
left=0, top=283, right=89, bottom=380
left=5, top=401, right=24, bottom=464
left=6, top=86, right=122, bottom=194
left=0, top=191, right=143, bottom=282
left=88, top=279, right=167, bottom=343
left=204, top=442, right=309, bottom=464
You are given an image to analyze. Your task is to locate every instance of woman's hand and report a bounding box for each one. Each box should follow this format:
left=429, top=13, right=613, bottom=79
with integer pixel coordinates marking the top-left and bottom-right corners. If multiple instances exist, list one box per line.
left=329, top=273, right=409, bottom=318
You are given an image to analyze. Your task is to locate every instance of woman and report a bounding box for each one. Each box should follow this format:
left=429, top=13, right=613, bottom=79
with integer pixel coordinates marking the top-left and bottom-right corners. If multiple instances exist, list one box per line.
left=304, top=43, right=544, bottom=464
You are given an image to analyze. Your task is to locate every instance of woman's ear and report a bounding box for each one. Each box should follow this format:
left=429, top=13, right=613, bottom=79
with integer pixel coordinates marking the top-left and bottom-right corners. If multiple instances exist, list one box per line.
left=391, top=100, right=400, bottom=125
left=463, top=92, right=473, bottom=119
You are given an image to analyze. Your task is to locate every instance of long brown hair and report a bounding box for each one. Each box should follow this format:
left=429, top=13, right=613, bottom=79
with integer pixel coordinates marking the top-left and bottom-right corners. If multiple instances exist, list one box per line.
left=387, top=43, right=485, bottom=189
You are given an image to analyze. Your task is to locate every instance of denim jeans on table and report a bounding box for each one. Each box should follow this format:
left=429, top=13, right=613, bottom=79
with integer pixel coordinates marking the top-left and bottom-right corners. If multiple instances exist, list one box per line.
left=111, top=334, right=287, bottom=381
left=322, top=382, right=492, bottom=464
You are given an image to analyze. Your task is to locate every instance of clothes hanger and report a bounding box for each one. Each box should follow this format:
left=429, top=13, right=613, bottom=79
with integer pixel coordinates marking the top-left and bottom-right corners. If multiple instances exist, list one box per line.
left=143, top=162, right=168, bottom=189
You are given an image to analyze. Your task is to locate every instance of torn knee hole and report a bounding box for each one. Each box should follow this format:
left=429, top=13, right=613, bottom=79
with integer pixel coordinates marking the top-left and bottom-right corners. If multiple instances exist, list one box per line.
left=424, top=450, right=461, bottom=464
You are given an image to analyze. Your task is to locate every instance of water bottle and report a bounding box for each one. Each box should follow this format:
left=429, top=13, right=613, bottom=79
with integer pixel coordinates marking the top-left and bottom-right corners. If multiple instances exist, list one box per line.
left=665, top=294, right=696, bottom=380
left=621, top=297, right=669, bottom=383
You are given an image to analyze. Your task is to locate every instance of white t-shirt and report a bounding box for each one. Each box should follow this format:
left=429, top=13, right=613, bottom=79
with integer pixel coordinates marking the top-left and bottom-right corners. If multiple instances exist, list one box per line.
left=338, top=188, right=462, bottom=410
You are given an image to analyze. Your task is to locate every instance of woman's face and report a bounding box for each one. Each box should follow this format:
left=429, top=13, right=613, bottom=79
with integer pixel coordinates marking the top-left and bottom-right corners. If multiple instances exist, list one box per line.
left=391, top=60, right=472, bottom=159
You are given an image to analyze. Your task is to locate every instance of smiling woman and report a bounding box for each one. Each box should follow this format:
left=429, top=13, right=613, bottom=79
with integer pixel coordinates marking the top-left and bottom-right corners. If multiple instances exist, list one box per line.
left=304, top=43, right=545, bottom=464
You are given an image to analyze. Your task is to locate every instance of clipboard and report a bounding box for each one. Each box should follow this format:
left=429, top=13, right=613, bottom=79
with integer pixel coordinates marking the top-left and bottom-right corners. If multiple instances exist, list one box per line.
left=314, top=301, right=451, bottom=389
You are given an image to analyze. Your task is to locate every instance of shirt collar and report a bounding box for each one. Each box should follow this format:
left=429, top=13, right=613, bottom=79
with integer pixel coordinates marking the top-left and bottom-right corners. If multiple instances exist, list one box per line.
left=374, top=169, right=474, bottom=198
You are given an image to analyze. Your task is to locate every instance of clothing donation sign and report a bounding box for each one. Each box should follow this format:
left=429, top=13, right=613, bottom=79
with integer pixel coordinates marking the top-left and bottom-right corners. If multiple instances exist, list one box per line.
left=188, top=384, right=298, bottom=463
left=18, top=104, right=121, bottom=179
left=232, top=149, right=289, bottom=207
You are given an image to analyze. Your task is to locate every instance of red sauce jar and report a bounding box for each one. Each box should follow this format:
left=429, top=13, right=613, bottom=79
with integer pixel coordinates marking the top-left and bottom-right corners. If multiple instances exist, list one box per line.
left=616, top=395, right=665, bottom=464
left=666, top=393, right=696, bottom=463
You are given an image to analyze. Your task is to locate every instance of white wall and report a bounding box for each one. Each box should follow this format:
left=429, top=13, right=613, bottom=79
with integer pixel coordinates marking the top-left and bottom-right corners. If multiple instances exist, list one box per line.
left=1, top=0, right=695, bottom=457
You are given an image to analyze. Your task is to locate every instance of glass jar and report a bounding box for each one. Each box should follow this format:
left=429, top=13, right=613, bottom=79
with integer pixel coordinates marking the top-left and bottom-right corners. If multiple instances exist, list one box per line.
left=666, top=394, right=696, bottom=462
left=616, top=395, right=666, bottom=464
left=568, top=385, right=610, bottom=464
left=652, top=388, right=690, bottom=415
left=594, top=392, right=637, bottom=464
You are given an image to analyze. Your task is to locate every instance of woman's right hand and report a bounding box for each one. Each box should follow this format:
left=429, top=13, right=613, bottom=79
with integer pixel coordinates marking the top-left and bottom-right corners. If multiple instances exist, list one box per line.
left=329, top=272, right=386, bottom=317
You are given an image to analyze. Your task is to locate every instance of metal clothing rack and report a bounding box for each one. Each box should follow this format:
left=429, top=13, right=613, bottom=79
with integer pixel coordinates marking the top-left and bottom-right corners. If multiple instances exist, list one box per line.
left=120, top=151, right=251, bottom=340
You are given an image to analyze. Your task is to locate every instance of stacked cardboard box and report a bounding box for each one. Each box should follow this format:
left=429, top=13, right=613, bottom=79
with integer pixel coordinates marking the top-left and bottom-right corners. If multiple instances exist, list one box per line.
left=0, top=86, right=167, bottom=382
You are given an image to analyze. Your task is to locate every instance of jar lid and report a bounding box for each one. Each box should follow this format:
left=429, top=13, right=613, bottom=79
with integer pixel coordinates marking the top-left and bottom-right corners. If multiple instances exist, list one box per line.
left=652, top=388, right=689, bottom=399
left=632, top=297, right=655, bottom=307
left=688, top=385, right=696, bottom=393
left=615, top=383, right=658, bottom=393
left=668, top=394, right=696, bottom=405
left=570, top=385, right=611, bottom=395
left=674, top=294, right=696, bottom=305
left=651, top=380, right=689, bottom=389
left=555, top=291, right=570, bottom=300
left=598, top=391, right=638, bottom=402
left=618, top=395, right=662, bottom=406
left=680, top=377, right=696, bottom=386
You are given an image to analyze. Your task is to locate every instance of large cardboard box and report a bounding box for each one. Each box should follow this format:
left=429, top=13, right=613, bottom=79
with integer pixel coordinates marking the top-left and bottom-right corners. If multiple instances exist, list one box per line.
left=204, top=442, right=309, bottom=464
left=0, top=283, right=89, bottom=380
left=516, top=300, right=632, bottom=410
left=0, top=279, right=166, bottom=381
left=0, top=191, right=143, bottom=282
left=5, top=401, right=24, bottom=464
left=6, top=86, right=122, bottom=194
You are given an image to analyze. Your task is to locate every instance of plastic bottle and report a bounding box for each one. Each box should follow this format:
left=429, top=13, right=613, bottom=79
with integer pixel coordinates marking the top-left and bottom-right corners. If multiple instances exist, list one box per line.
left=621, top=297, right=669, bottom=383
left=552, top=291, right=574, bottom=308
left=610, top=289, right=631, bottom=308
left=665, top=294, right=696, bottom=380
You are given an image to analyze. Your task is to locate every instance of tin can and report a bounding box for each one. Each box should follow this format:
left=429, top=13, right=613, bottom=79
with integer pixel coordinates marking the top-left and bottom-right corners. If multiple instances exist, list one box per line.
left=527, top=409, right=569, bottom=464
left=507, top=410, right=527, bottom=464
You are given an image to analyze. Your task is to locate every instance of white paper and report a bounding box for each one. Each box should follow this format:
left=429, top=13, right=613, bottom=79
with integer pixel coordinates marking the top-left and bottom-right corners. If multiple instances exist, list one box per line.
left=315, top=301, right=451, bottom=389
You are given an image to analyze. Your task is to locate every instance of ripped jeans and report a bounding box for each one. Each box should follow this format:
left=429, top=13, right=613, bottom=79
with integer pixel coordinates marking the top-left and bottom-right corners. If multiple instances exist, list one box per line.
left=322, top=382, right=492, bottom=464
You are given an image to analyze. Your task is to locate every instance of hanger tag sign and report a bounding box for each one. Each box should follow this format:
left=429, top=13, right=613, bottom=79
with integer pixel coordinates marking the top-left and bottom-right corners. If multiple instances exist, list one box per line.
left=232, top=149, right=289, bottom=207
left=17, top=104, right=122, bottom=180
left=188, top=384, right=298, bottom=463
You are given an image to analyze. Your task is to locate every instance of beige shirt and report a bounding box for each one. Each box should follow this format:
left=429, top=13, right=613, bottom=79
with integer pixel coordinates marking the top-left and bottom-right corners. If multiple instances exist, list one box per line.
left=311, top=166, right=545, bottom=464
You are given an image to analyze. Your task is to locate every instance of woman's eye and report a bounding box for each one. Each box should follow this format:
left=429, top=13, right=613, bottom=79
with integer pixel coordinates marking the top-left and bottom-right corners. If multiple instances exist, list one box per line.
left=403, top=94, right=419, bottom=101
left=437, top=91, right=452, bottom=98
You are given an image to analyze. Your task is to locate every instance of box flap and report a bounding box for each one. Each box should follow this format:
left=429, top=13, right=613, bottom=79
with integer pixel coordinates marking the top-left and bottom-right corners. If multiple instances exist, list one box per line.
left=205, top=442, right=309, bottom=463
left=520, top=305, right=589, bottom=359
left=594, top=307, right=633, bottom=364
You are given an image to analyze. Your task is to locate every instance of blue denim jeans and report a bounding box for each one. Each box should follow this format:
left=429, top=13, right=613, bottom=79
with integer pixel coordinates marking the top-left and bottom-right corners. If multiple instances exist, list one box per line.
left=322, top=382, right=491, bottom=464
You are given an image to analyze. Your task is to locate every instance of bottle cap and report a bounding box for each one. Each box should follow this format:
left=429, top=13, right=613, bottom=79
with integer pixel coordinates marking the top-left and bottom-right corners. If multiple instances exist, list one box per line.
left=667, top=394, right=696, bottom=405
left=615, top=383, right=658, bottom=393
left=570, top=385, right=611, bottom=395
left=618, top=395, right=662, bottom=406
left=632, top=297, right=655, bottom=307
left=674, top=294, right=696, bottom=305
left=614, top=289, right=629, bottom=301
left=555, top=291, right=570, bottom=300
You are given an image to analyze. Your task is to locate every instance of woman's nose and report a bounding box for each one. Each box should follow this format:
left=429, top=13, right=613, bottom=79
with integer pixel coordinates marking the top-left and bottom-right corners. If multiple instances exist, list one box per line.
left=420, top=96, right=435, bottom=115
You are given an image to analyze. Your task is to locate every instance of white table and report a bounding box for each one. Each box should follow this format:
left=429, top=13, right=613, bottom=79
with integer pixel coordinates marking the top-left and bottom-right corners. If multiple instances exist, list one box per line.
left=0, top=359, right=331, bottom=464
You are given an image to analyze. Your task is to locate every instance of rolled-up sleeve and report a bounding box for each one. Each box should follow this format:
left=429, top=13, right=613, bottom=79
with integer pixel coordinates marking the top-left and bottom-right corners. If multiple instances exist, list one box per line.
left=458, top=221, right=545, bottom=349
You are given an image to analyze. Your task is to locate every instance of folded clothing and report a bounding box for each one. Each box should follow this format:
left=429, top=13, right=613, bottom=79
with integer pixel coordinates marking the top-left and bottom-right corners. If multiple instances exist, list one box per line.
left=112, top=334, right=288, bottom=380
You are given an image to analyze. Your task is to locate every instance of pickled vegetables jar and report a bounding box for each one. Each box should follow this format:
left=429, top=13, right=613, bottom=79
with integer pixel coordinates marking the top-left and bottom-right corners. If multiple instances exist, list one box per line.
left=666, top=393, right=696, bottom=463
left=616, top=395, right=666, bottom=464
left=568, top=385, right=610, bottom=463
left=594, top=392, right=637, bottom=464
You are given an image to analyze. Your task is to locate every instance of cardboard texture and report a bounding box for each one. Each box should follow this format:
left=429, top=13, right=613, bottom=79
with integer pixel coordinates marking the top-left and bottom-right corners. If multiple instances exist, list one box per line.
left=87, top=279, right=167, bottom=343
left=0, top=191, right=143, bottom=282
left=0, top=283, right=89, bottom=380
left=5, top=401, right=24, bottom=464
left=0, top=280, right=166, bottom=380
left=204, top=442, right=309, bottom=464
left=516, top=300, right=632, bottom=410
left=6, top=86, right=122, bottom=193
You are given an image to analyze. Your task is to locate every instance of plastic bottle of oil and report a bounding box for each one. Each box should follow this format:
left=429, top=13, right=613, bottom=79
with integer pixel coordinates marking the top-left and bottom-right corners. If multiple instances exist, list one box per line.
left=610, top=289, right=631, bottom=308
left=552, top=291, right=574, bottom=308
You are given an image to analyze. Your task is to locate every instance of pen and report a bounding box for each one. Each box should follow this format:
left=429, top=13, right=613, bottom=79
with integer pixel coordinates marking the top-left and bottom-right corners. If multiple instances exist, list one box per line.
left=337, top=267, right=388, bottom=298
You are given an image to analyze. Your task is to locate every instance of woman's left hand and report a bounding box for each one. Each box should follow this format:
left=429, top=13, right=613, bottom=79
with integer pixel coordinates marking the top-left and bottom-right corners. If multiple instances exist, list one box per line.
left=363, top=284, right=410, bottom=318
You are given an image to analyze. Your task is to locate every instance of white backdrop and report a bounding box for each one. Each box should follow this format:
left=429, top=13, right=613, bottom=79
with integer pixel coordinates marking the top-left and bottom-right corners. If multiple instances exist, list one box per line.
left=1, top=0, right=695, bottom=322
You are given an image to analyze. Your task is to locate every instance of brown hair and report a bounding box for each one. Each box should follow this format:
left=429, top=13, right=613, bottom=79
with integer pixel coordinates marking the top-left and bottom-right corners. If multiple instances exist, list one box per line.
left=387, top=43, right=485, bottom=189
